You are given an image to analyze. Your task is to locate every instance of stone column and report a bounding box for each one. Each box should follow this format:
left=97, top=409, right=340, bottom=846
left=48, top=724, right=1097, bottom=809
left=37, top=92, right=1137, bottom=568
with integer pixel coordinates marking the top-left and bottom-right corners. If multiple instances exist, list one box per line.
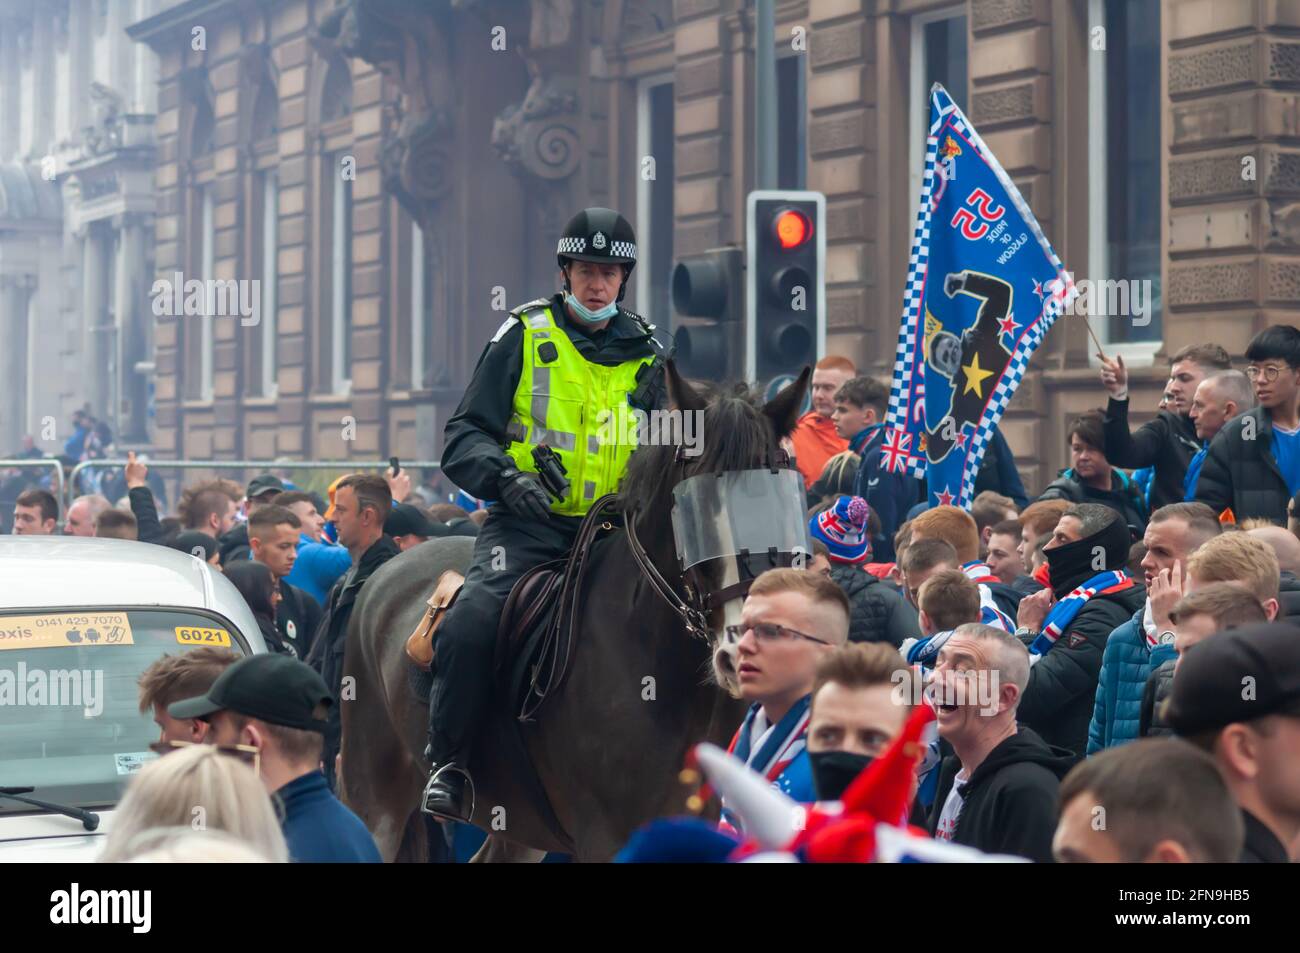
left=1164, top=0, right=1300, bottom=354
left=0, top=17, right=20, bottom=163
left=114, top=215, right=145, bottom=440
left=81, top=226, right=107, bottom=418
left=0, top=276, right=31, bottom=452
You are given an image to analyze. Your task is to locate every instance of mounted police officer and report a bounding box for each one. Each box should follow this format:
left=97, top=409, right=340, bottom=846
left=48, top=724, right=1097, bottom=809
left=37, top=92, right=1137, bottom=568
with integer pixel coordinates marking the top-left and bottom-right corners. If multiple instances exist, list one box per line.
left=421, top=207, right=669, bottom=821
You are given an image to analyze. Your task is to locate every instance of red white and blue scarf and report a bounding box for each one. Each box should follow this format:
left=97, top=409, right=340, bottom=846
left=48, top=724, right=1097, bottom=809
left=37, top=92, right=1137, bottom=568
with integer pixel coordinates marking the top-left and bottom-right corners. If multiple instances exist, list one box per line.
left=720, top=695, right=812, bottom=833
left=1029, top=570, right=1135, bottom=656
left=960, top=561, right=1014, bottom=632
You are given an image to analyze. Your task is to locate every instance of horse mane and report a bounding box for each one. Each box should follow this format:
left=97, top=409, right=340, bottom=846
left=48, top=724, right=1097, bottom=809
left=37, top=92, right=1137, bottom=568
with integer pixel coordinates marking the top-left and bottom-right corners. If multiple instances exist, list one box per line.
left=616, top=381, right=780, bottom=515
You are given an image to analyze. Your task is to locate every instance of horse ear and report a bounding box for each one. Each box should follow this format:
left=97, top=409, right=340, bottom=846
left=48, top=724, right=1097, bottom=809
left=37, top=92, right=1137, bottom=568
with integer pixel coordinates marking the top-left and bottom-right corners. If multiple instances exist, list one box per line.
left=762, top=365, right=812, bottom=439
left=664, top=359, right=707, bottom=414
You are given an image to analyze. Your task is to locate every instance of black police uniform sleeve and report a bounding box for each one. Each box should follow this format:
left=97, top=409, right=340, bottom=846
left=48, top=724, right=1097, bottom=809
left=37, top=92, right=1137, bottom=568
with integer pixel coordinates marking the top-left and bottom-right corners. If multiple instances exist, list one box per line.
left=128, top=486, right=166, bottom=545
left=441, top=319, right=527, bottom=501
left=1102, top=397, right=1172, bottom=470
left=1017, top=603, right=1113, bottom=730
left=1192, top=422, right=1234, bottom=514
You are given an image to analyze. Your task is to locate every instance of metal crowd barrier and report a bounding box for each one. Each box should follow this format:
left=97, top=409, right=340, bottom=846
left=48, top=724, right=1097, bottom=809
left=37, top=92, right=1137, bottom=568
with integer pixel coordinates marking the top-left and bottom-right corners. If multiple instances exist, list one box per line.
left=68, top=458, right=445, bottom=505
left=0, top=459, right=68, bottom=520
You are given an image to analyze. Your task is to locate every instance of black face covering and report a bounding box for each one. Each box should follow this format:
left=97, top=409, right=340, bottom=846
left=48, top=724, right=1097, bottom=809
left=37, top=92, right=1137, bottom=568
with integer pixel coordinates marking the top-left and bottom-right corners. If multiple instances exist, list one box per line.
left=810, top=750, right=875, bottom=802
left=1044, top=513, right=1133, bottom=599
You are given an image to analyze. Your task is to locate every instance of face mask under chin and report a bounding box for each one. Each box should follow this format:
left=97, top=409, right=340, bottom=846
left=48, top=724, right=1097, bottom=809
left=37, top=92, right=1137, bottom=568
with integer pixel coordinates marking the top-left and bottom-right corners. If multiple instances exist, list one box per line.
left=565, top=291, right=619, bottom=324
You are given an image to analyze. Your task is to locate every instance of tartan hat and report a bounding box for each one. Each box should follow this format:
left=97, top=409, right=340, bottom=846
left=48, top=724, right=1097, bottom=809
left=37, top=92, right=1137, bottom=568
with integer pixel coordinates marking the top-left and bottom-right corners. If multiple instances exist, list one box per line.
left=809, top=495, right=871, bottom=564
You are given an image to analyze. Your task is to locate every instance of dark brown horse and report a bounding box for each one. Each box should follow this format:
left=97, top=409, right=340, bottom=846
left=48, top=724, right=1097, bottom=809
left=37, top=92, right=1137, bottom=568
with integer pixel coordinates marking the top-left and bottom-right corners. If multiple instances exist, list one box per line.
left=338, top=363, right=810, bottom=861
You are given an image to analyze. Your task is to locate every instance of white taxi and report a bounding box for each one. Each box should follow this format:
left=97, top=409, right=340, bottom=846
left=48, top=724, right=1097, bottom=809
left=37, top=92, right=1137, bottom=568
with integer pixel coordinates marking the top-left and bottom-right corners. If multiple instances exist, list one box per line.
left=0, top=536, right=268, bottom=861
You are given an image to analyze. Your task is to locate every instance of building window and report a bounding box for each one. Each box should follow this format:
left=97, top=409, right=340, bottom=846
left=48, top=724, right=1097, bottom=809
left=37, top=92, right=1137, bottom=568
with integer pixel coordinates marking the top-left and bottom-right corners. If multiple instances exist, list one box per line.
left=330, top=156, right=352, bottom=394
left=636, top=75, right=674, bottom=326
left=910, top=6, right=968, bottom=212
left=199, top=186, right=214, bottom=401
left=259, top=171, right=278, bottom=397
left=1089, top=0, right=1162, bottom=354
left=776, top=52, right=807, bottom=190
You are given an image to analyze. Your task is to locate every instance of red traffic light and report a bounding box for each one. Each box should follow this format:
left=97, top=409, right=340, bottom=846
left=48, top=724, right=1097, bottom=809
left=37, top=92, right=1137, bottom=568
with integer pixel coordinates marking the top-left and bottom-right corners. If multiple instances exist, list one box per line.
left=773, top=208, right=812, bottom=249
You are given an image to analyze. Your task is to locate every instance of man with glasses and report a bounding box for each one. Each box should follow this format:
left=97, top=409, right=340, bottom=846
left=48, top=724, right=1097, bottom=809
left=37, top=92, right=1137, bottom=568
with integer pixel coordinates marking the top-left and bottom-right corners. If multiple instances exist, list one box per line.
left=1196, top=325, right=1300, bottom=524
left=719, top=569, right=851, bottom=827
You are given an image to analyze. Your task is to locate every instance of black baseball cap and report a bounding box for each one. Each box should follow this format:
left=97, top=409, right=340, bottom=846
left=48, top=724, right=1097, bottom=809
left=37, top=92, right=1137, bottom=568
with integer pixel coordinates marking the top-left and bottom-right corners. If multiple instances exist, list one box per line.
left=384, top=502, right=444, bottom=539
left=1165, top=622, right=1300, bottom=736
left=169, top=654, right=332, bottom=732
left=246, top=473, right=286, bottom=500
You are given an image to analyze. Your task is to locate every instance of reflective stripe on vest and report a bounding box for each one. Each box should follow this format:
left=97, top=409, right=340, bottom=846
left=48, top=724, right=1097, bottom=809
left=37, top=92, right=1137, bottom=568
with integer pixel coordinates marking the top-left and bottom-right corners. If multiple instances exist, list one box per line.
left=505, top=305, right=651, bottom=516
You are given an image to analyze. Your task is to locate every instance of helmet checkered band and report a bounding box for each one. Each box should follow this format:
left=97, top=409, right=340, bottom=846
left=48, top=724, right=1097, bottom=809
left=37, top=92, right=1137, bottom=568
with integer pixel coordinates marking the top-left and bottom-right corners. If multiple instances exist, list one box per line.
left=610, top=241, right=637, bottom=260
left=557, top=237, right=586, bottom=255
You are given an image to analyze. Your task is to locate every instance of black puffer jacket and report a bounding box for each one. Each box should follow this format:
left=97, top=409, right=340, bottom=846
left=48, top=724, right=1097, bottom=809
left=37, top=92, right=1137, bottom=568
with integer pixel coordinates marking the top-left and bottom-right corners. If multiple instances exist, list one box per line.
left=1279, top=571, right=1300, bottom=620
left=1038, top=469, right=1149, bottom=536
left=1102, top=397, right=1202, bottom=511
left=927, top=727, right=1074, bottom=863
left=1139, top=657, right=1175, bottom=739
left=829, top=563, right=920, bottom=649
left=1017, top=516, right=1147, bottom=759
left=1194, top=406, right=1291, bottom=524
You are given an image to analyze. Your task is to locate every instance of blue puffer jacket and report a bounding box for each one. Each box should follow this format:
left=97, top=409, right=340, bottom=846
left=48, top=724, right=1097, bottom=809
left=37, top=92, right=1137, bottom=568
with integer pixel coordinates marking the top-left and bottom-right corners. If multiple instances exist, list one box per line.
left=1086, top=606, right=1154, bottom=755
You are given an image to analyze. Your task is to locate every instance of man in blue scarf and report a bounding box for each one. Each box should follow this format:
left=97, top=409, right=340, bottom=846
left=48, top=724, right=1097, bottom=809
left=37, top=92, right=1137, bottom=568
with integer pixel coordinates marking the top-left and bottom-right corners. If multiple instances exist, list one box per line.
left=1013, top=503, right=1146, bottom=760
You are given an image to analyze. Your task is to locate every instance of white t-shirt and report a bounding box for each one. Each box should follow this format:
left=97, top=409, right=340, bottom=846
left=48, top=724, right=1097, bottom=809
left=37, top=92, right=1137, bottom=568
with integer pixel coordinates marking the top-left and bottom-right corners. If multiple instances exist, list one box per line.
left=934, top=771, right=969, bottom=841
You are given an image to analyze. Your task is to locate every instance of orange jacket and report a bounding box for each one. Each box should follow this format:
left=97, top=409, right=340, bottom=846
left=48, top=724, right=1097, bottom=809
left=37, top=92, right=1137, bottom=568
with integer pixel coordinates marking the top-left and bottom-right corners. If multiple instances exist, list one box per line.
left=791, top=411, right=848, bottom=489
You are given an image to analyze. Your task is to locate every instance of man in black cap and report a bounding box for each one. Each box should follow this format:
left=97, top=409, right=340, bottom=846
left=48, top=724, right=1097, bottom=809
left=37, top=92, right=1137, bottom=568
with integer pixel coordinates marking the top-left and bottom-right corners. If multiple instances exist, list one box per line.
left=217, top=473, right=287, bottom=565
left=384, top=501, right=448, bottom=552
left=1013, top=503, right=1146, bottom=760
left=170, top=654, right=382, bottom=863
left=1165, top=621, right=1300, bottom=862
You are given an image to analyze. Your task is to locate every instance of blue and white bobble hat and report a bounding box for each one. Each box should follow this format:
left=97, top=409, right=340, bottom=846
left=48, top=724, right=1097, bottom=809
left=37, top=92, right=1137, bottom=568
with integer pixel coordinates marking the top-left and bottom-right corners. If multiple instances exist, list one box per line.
left=809, top=495, right=871, bottom=565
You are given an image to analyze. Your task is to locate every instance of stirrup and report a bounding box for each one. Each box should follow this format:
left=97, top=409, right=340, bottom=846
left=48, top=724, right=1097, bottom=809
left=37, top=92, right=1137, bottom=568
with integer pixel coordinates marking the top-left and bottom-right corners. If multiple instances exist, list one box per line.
left=420, top=763, right=476, bottom=821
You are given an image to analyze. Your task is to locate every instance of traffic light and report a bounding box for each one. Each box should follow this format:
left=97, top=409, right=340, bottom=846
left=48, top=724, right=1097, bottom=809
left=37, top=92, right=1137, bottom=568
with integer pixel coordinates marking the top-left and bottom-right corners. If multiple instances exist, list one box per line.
left=746, top=190, right=825, bottom=387
left=670, top=246, right=744, bottom=381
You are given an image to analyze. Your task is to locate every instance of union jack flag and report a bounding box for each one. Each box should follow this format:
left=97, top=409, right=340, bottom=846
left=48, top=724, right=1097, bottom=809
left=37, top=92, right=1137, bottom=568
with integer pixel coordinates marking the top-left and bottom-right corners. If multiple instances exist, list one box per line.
left=880, top=428, right=912, bottom=474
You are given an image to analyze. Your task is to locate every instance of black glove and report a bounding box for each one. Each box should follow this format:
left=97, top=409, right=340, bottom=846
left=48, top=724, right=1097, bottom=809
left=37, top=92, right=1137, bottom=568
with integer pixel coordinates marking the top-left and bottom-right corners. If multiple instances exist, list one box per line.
left=497, top=467, right=552, bottom=522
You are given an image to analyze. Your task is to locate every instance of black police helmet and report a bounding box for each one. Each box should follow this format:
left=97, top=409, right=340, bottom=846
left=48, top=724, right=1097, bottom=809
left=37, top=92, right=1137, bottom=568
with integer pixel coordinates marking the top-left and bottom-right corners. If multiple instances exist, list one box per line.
left=556, top=208, right=637, bottom=302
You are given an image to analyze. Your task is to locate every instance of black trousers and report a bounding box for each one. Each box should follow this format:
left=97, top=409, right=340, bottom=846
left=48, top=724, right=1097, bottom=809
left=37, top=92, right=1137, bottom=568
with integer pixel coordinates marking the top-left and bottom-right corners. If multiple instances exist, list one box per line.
left=427, top=507, right=579, bottom=766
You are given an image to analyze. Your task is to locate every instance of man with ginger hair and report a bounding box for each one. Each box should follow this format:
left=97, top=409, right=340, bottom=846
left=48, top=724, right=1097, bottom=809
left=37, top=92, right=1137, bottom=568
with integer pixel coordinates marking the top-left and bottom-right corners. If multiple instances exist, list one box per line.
left=791, top=355, right=855, bottom=490
left=907, top=505, right=1021, bottom=624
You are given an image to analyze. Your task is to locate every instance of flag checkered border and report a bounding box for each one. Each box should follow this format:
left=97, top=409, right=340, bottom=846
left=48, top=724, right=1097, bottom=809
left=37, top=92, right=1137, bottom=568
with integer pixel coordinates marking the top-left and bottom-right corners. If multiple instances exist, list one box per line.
left=886, top=84, right=1077, bottom=508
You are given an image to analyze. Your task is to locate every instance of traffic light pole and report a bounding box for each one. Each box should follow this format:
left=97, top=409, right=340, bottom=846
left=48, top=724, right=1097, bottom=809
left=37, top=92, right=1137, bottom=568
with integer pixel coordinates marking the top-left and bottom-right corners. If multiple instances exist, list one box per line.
left=755, top=0, right=777, bottom=190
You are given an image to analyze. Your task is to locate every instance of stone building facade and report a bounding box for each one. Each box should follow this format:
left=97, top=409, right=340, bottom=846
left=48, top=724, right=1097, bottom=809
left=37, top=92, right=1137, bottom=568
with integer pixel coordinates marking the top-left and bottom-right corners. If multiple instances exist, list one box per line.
left=125, top=0, right=1298, bottom=490
left=0, top=0, right=160, bottom=457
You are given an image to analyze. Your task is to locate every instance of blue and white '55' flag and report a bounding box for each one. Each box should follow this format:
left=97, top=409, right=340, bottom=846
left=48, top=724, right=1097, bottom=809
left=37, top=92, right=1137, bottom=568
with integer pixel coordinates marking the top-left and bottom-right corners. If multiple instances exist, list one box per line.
left=884, top=84, right=1077, bottom=509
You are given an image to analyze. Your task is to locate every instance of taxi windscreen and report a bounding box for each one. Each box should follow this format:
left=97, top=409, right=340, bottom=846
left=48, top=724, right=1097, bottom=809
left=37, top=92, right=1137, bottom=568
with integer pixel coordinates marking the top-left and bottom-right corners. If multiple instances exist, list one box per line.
left=0, top=608, right=254, bottom=814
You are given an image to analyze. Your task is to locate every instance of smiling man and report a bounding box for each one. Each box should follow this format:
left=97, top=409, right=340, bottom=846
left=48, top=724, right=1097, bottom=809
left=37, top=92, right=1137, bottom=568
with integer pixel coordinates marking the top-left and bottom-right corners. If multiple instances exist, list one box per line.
left=927, top=622, right=1073, bottom=862
left=719, top=569, right=850, bottom=825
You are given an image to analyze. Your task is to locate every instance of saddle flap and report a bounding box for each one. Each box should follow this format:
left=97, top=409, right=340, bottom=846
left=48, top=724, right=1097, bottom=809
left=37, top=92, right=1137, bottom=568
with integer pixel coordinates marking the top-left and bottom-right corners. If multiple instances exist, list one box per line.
left=404, top=569, right=465, bottom=670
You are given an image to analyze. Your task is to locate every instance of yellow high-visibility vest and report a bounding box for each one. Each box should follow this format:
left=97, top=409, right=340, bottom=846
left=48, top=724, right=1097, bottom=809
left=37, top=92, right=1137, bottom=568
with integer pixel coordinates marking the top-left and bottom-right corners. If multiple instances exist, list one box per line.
left=504, top=304, right=652, bottom=515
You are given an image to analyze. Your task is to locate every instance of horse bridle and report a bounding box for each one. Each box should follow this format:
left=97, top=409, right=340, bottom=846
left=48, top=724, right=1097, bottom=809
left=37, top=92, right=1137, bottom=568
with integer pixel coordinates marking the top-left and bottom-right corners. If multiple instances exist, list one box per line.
left=624, top=444, right=800, bottom=643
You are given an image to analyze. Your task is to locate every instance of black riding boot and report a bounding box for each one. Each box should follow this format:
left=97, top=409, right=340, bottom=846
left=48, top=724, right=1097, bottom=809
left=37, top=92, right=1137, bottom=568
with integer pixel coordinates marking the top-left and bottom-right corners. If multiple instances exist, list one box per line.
left=421, top=746, right=475, bottom=823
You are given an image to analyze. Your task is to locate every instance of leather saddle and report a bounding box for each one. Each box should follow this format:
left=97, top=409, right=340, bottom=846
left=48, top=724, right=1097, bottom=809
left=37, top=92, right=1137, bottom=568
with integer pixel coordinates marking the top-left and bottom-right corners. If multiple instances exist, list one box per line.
left=404, top=497, right=622, bottom=720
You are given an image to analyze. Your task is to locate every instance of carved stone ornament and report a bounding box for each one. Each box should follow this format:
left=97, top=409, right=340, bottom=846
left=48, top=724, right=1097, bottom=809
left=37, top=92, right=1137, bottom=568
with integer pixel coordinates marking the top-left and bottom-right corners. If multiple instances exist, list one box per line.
left=491, top=74, right=581, bottom=181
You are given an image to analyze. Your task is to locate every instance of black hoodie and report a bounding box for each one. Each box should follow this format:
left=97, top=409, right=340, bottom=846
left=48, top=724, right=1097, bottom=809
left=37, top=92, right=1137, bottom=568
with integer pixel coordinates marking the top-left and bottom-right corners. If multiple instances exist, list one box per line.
left=1017, top=514, right=1147, bottom=759
left=927, top=726, right=1075, bottom=863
